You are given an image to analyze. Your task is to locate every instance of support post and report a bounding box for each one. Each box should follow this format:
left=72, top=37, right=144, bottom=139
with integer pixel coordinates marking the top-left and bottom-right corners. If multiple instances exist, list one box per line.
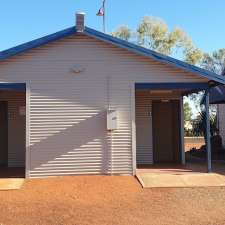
left=25, top=82, right=31, bottom=178
left=131, top=83, right=136, bottom=175
left=205, top=90, right=212, bottom=172
left=180, top=96, right=185, bottom=165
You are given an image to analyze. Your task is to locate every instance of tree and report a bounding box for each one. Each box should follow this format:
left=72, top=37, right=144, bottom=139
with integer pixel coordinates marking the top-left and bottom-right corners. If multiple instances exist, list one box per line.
left=112, top=25, right=132, bottom=41
left=184, top=102, right=192, bottom=124
left=198, top=48, right=225, bottom=129
left=192, top=110, right=217, bottom=138
left=188, top=49, right=225, bottom=138
left=112, top=16, right=203, bottom=65
left=137, top=17, right=190, bottom=55
left=184, top=47, right=203, bottom=65
left=183, top=101, right=193, bottom=135
left=112, top=16, right=224, bottom=130
left=201, top=48, right=225, bottom=74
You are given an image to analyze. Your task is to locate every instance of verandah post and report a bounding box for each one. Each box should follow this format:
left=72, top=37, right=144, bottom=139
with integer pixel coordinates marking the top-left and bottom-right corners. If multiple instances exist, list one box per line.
left=205, top=90, right=212, bottom=172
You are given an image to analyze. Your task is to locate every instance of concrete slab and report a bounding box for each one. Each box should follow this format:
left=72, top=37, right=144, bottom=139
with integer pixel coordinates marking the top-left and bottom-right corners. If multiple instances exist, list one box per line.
left=0, top=179, right=24, bottom=191
left=136, top=173, right=225, bottom=188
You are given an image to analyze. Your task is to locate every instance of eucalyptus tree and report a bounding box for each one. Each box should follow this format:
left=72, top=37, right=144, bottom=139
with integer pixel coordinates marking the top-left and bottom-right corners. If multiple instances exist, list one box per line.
left=112, top=16, right=203, bottom=65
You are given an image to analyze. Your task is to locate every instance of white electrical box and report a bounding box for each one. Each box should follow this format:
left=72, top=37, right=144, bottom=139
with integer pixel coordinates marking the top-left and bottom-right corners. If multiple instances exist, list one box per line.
left=107, top=109, right=117, bottom=131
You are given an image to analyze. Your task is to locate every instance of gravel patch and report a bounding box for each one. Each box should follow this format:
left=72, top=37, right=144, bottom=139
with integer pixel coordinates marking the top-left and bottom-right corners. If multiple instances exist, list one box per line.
left=0, top=176, right=225, bottom=225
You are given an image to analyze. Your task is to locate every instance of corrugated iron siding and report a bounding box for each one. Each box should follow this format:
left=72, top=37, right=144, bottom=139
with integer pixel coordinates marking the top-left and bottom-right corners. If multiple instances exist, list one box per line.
left=0, top=34, right=207, bottom=177
left=135, top=90, right=153, bottom=165
left=0, top=91, right=26, bottom=167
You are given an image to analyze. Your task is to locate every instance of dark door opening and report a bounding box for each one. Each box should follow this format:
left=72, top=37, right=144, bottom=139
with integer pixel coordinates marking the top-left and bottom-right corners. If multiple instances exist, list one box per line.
left=152, top=100, right=181, bottom=164
left=0, top=101, right=8, bottom=167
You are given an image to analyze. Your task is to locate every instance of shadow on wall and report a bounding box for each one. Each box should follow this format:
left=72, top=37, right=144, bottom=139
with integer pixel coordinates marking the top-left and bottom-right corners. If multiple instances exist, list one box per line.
left=26, top=79, right=132, bottom=177
left=30, top=111, right=112, bottom=176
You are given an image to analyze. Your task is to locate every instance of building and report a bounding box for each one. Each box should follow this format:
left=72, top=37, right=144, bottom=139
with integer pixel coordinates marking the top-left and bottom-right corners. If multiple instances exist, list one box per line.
left=0, top=13, right=224, bottom=178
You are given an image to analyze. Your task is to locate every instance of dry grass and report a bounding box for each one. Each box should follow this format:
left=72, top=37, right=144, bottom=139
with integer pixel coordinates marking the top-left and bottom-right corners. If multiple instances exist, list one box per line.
left=0, top=176, right=225, bottom=225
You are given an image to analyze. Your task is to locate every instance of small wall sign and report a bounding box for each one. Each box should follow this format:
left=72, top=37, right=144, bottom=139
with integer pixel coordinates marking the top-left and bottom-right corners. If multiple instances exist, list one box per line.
left=19, top=106, right=26, bottom=116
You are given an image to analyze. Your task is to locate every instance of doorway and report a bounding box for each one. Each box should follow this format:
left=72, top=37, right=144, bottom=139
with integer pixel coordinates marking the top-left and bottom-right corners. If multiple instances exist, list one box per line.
left=0, top=101, right=8, bottom=166
left=152, top=100, right=181, bottom=163
left=0, top=85, right=26, bottom=178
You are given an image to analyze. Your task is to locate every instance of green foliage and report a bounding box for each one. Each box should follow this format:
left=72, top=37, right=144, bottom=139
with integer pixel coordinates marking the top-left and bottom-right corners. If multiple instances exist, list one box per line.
left=201, top=48, right=225, bottom=74
left=112, top=25, right=132, bottom=41
left=188, top=49, right=225, bottom=120
left=184, top=102, right=192, bottom=124
left=192, top=110, right=217, bottom=139
left=112, top=16, right=203, bottom=65
left=184, top=47, right=203, bottom=65
left=137, top=17, right=195, bottom=56
left=137, top=16, right=169, bottom=54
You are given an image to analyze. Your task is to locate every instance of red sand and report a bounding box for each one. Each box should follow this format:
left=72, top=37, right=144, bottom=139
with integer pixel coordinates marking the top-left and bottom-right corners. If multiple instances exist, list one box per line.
left=0, top=176, right=225, bottom=225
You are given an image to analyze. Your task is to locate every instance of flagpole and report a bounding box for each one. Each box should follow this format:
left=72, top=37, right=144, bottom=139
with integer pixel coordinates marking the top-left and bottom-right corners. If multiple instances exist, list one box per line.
left=103, top=0, right=106, bottom=33
left=97, top=0, right=106, bottom=33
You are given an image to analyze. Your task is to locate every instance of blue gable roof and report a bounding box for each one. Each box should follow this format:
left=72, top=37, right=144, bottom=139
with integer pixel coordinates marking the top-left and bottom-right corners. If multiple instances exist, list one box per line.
left=0, top=27, right=76, bottom=60
left=1, top=26, right=225, bottom=85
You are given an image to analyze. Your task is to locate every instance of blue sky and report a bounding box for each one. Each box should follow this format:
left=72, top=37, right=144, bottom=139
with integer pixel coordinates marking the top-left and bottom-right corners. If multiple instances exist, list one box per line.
left=0, top=0, right=224, bottom=52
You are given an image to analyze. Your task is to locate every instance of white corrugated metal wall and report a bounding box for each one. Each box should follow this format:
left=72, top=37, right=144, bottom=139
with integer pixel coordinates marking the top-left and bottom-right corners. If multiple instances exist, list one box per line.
left=0, top=34, right=208, bottom=177
left=135, top=90, right=153, bottom=165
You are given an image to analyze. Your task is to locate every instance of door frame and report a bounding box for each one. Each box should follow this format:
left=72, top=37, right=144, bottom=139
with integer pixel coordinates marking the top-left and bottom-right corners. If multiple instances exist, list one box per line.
left=132, top=83, right=187, bottom=175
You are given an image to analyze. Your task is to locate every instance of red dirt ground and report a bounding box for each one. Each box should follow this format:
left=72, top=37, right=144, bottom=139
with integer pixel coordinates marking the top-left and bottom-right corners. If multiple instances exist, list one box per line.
left=0, top=176, right=225, bottom=225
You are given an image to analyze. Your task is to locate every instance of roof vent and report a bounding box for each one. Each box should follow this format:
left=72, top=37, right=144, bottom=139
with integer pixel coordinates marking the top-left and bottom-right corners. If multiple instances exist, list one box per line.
left=76, top=12, right=85, bottom=32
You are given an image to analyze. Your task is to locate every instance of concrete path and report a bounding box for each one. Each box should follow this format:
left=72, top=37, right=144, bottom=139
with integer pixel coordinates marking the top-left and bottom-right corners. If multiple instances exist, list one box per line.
left=0, top=178, right=24, bottom=190
left=136, top=173, right=225, bottom=188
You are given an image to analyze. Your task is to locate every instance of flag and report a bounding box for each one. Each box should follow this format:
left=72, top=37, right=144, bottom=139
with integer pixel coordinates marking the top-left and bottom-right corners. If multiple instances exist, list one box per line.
left=97, top=0, right=105, bottom=16
left=97, top=7, right=104, bottom=16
